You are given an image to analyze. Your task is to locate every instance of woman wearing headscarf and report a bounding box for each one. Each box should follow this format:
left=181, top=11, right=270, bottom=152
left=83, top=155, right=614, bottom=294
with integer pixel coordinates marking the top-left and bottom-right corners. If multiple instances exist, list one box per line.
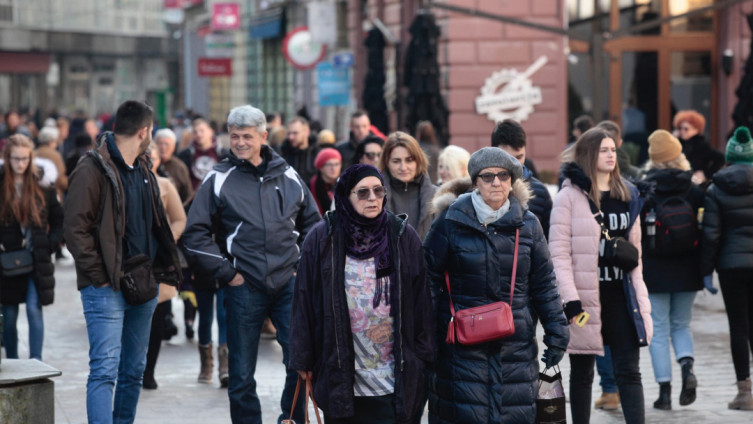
left=550, top=128, right=652, bottom=424
left=424, top=147, right=569, bottom=424
left=640, top=130, right=704, bottom=410
left=289, top=164, right=434, bottom=423
left=700, top=126, right=753, bottom=410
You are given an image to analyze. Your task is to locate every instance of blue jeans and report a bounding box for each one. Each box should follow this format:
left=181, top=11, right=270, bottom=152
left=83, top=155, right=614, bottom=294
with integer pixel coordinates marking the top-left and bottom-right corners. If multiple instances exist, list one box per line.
left=2, top=277, right=44, bottom=359
left=648, top=291, right=696, bottom=383
left=596, top=346, right=617, bottom=393
left=225, top=277, right=303, bottom=424
left=80, top=284, right=158, bottom=424
left=196, top=287, right=227, bottom=346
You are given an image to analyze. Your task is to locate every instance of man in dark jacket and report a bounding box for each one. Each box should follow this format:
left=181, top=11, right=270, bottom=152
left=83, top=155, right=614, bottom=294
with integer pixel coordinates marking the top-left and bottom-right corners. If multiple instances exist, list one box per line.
left=491, top=119, right=553, bottom=239
left=182, top=105, right=321, bottom=424
left=336, top=110, right=372, bottom=168
left=64, top=100, right=182, bottom=423
left=177, top=117, right=229, bottom=191
left=281, top=116, right=318, bottom=183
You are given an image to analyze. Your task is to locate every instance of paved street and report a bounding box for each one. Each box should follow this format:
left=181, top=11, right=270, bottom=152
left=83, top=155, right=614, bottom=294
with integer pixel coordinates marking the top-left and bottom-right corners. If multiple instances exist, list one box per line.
left=4, top=250, right=752, bottom=423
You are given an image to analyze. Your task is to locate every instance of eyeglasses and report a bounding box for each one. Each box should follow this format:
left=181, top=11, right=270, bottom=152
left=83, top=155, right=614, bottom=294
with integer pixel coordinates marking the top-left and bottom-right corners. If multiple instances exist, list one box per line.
left=352, top=186, right=387, bottom=200
left=477, top=171, right=511, bottom=183
left=9, top=156, right=30, bottom=163
left=322, top=162, right=341, bottom=169
left=363, top=152, right=381, bottom=160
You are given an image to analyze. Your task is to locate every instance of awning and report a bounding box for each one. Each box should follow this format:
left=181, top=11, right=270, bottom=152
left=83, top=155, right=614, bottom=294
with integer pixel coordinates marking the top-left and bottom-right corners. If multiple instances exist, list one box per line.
left=0, top=52, right=51, bottom=74
left=250, top=7, right=285, bottom=39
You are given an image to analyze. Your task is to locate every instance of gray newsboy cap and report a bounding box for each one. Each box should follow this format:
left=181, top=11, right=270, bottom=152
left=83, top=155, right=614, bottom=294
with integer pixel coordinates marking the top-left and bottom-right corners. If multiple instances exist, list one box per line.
left=468, top=147, right=523, bottom=182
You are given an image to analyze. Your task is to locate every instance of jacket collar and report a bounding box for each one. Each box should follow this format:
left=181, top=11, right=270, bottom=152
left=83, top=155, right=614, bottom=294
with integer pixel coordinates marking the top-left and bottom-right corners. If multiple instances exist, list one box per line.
left=445, top=191, right=525, bottom=232
left=220, top=145, right=287, bottom=178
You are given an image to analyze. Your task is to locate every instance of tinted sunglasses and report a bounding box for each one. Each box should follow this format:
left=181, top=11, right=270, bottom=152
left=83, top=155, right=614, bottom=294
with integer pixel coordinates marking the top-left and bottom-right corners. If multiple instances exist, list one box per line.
left=352, top=186, right=387, bottom=200
left=477, top=171, right=511, bottom=183
left=363, top=152, right=381, bottom=160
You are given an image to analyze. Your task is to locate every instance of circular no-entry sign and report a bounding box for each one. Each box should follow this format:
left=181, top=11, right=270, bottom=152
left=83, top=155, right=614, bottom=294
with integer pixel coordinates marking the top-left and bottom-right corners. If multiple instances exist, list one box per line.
left=282, top=27, right=327, bottom=70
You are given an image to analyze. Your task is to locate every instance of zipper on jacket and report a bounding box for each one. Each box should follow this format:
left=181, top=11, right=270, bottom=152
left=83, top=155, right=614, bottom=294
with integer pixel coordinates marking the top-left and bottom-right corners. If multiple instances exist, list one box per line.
left=331, top=236, right=341, bottom=368
left=398, top=237, right=404, bottom=372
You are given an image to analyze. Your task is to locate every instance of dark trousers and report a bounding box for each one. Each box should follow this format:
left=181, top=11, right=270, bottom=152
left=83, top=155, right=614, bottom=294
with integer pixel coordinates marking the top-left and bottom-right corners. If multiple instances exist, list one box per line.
left=144, top=300, right=170, bottom=379
left=719, top=268, right=753, bottom=381
left=569, top=286, right=645, bottom=424
left=325, top=395, right=405, bottom=424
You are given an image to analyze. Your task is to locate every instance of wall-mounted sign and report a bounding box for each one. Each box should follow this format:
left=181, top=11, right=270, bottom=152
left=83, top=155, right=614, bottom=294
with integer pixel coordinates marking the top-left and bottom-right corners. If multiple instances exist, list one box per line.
left=332, top=52, right=354, bottom=68
left=307, top=1, right=337, bottom=46
left=282, top=27, right=327, bottom=70
left=475, top=56, right=548, bottom=123
left=317, top=62, right=350, bottom=106
left=212, top=2, right=240, bottom=31
left=164, top=0, right=182, bottom=8
left=205, top=34, right=234, bottom=58
left=198, top=58, right=232, bottom=77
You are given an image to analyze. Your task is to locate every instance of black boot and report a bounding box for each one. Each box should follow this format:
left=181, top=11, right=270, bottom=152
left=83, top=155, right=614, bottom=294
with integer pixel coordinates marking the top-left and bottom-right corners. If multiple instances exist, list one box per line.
left=654, top=382, right=671, bottom=410
left=143, top=370, right=158, bottom=390
left=679, top=357, right=697, bottom=406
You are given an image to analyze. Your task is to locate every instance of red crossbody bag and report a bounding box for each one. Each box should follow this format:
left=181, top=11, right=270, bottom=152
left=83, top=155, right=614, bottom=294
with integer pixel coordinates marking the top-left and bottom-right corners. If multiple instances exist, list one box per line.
left=445, top=228, right=519, bottom=345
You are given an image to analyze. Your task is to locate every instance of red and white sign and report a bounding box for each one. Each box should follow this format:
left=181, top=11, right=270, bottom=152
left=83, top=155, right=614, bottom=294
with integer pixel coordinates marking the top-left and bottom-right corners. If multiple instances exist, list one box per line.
left=212, top=2, right=240, bottom=31
left=198, top=58, right=232, bottom=77
left=164, top=0, right=182, bottom=8
left=282, top=27, right=327, bottom=70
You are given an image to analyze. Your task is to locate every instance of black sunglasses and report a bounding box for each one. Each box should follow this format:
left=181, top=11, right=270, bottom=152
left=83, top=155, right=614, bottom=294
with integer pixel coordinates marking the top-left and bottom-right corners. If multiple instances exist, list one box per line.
left=352, top=186, right=387, bottom=200
left=477, top=171, right=511, bottom=183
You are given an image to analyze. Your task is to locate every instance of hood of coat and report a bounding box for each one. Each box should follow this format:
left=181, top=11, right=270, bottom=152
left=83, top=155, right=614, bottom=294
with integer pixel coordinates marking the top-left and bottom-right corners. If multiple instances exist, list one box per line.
left=430, top=176, right=531, bottom=216
left=712, top=164, right=753, bottom=195
left=644, top=168, right=693, bottom=195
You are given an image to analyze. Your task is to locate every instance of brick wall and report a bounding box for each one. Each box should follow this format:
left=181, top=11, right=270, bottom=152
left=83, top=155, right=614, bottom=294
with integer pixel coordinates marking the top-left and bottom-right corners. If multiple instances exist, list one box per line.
left=719, top=2, right=753, bottom=142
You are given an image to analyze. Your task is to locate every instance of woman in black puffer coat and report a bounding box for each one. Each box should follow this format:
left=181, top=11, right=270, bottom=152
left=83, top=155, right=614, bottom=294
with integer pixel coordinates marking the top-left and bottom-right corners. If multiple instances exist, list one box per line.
left=424, top=148, right=569, bottom=424
left=700, top=127, right=753, bottom=410
left=0, top=134, right=63, bottom=360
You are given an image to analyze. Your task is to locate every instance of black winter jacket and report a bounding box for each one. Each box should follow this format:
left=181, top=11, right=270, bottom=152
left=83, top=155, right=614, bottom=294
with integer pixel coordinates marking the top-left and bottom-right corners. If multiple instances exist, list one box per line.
left=289, top=211, right=434, bottom=421
left=523, top=166, right=553, bottom=240
left=424, top=179, right=569, bottom=424
left=681, top=134, right=724, bottom=181
left=700, top=164, right=753, bottom=274
left=183, top=146, right=321, bottom=292
left=0, top=180, right=63, bottom=306
left=384, top=172, right=437, bottom=241
left=640, top=168, right=704, bottom=293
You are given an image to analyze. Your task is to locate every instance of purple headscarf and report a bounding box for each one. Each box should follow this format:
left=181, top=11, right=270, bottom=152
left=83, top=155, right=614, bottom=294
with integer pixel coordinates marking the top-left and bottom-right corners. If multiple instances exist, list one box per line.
left=335, top=164, right=392, bottom=307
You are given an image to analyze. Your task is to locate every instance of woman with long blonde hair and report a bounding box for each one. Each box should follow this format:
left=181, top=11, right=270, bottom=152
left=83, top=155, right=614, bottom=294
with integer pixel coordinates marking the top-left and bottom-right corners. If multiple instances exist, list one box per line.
left=0, top=134, right=63, bottom=360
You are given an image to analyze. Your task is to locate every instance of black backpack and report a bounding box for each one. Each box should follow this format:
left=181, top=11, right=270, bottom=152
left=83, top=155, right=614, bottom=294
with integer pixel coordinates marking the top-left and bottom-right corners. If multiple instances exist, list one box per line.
left=645, top=191, right=699, bottom=256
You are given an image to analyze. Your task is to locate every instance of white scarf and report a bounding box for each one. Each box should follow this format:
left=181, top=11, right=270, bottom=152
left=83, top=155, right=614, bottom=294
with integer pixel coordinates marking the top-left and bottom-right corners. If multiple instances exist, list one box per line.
left=471, top=189, right=510, bottom=225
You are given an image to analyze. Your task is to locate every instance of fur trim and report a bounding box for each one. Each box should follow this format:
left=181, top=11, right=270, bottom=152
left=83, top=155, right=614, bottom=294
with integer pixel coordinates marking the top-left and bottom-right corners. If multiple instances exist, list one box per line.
left=560, top=162, right=591, bottom=192
left=430, top=176, right=532, bottom=214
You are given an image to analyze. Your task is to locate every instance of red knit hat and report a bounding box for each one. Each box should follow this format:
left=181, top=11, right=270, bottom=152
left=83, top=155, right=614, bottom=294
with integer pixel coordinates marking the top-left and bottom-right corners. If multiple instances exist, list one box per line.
left=314, top=148, right=342, bottom=170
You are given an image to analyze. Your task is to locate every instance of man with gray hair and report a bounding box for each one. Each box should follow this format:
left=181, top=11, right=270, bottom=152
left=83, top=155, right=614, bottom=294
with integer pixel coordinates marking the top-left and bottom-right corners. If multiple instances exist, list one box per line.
left=182, top=105, right=320, bottom=424
left=35, top=125, right=68, bottom=198
left=155, top=128, right=193, bottom=205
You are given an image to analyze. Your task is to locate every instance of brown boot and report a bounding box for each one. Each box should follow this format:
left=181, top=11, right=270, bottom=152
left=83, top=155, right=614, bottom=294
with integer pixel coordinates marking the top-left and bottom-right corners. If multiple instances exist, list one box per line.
left=594, top=392, right=620, bottom=410
left=198, top=343, right=213, bottom=384
left=729, top=378, right=753, bottom=410
left=218, top=344, right=229, bottom=388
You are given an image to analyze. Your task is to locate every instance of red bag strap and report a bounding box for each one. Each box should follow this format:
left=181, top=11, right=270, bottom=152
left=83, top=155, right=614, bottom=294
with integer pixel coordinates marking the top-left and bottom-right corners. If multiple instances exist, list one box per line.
left=444, top=228, right=520, bottom=315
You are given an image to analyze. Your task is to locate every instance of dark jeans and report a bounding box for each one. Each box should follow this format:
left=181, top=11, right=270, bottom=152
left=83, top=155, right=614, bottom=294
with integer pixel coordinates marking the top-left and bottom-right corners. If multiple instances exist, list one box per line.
left=326, top=395, right=404, bottom=424
left=196, top=287, right=227, bottom=346
left=719, top=268, right=753, bottom=381
left=225, top=277, right=303, bottom=424
left=570, top=285, right=644, bottom=424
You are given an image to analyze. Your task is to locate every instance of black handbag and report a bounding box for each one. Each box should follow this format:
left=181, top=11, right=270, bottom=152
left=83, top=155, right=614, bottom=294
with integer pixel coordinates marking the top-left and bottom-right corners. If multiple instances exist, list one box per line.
left=0, top=242, right=33, bottom=277
left=587, top=198, right=639, bottom=272
left=120, top=254, right=158, bottom=305
left=536, top=366, right=566, bottom=424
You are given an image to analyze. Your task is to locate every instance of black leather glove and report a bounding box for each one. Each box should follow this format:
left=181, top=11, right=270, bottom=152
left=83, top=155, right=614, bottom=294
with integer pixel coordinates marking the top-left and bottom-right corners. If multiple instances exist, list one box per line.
left=563, top=300, right=584, bottom=321
left=542, top=347, right=566, bottom=368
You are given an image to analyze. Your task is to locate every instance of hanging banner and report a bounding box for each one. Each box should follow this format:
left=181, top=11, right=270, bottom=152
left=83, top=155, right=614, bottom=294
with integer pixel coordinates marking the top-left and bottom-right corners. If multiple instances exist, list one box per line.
left=282, top=27, right=327, bottom=70
left=212, top=2, right=240, bottom=31
left=316, top=62, right=350, bottom=106
left=475, top=56, right=548, bottom=123
left=198, top=58, right=232, bottom=77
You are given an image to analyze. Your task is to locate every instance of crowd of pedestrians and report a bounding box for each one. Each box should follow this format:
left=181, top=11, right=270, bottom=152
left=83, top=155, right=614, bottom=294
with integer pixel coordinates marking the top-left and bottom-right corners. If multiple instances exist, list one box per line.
left=3, top=99, right=753, bottom=424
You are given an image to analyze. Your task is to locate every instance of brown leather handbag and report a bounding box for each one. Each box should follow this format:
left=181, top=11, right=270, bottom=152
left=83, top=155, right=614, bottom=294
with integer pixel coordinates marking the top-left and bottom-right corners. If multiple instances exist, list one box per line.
left=445, top=228, right=519, bottom=346
left=281, top=376, right=322, bottom=424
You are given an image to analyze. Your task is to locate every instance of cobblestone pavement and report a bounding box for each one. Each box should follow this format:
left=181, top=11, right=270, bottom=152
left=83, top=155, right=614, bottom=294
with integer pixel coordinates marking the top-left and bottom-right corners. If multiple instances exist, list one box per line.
left=5, top=252, right=751, bottom=423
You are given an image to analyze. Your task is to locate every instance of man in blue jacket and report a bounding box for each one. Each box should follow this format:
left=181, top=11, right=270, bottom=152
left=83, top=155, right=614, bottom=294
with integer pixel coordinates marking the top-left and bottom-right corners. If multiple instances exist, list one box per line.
left=182, top=104, right=321, bottom=424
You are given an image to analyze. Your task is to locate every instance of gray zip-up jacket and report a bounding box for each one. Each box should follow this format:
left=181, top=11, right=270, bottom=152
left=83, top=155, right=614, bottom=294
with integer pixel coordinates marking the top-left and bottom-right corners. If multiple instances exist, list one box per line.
left=182, top=145, right=321, bottom=293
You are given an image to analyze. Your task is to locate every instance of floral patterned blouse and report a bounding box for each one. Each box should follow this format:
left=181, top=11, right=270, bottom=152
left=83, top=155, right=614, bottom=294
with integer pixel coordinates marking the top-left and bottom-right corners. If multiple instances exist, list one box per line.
left=344, top=256, right=395, bottom=396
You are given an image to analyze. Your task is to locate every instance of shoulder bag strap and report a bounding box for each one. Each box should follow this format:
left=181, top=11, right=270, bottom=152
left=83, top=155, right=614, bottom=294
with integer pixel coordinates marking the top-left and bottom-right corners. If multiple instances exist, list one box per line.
left=444, top=271, right=455, bottom=318
left=306, top=377, right=323, bottom=424
left=586, top=197, right=612, bottom=241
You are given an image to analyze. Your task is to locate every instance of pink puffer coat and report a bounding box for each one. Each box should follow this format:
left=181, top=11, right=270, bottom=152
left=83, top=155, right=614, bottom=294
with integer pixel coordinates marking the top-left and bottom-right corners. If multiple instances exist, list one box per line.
left=549, top=172, right=653, bottom=355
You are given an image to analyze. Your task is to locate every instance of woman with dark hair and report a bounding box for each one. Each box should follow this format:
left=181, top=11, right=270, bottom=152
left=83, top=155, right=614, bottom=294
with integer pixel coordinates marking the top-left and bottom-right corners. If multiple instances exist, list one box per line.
left=424, top=147, right=569, bottom=423
left=550, top=128, right=652, bottom=424
left=415, top=121, right=440, bottom=184
left=289, top=164, right=433, bottom=423
left=0, top=134, right=63, bottom=360
left=380, top=132, right=436, bottom=240
left=353, top=135, right=384, bottom=168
